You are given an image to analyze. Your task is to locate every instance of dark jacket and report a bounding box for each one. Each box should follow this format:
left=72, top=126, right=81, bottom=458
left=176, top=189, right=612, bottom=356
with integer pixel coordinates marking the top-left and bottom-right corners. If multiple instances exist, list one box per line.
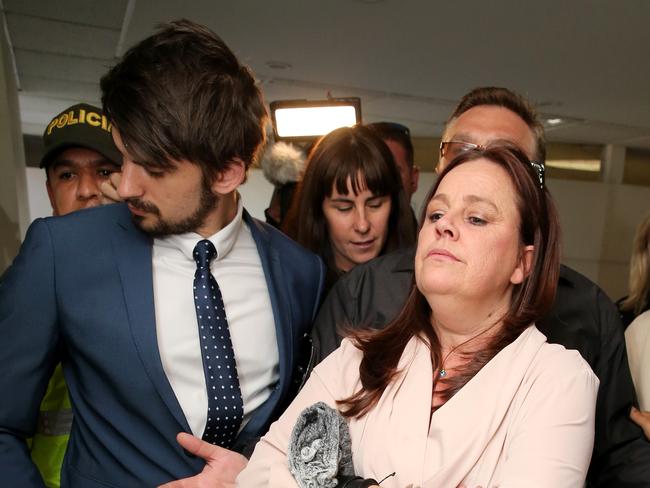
left=617, top=295, right=650, bottom=330
left=311, top=247, right=650, bottom=488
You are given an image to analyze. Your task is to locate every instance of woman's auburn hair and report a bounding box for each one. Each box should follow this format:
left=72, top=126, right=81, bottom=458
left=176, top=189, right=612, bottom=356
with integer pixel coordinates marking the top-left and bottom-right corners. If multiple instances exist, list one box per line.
left=337, top=144, right=561, bottom=419
left=283, top=125, right=416, bottom=284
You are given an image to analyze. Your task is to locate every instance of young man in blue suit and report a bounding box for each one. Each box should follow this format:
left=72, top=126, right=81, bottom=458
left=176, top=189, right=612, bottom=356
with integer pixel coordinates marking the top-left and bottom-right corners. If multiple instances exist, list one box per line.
left=0, top=19, right=324, bottom=487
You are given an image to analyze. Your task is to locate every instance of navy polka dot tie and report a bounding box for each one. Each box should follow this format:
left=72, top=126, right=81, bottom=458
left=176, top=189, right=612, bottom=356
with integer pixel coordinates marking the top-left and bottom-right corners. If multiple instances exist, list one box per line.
left=192, top=239, right=244, bottom=447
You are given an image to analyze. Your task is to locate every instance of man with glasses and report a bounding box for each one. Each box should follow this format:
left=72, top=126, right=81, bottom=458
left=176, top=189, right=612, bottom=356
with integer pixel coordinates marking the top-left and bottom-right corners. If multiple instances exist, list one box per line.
left=440, top=140, right=545, bottom=188
left=311, top=86, right=650, bottom=486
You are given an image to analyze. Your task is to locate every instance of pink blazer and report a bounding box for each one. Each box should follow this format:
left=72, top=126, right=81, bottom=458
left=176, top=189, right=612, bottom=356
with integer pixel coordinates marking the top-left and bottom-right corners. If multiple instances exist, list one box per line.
left=238, top=326, right=598, bottom=487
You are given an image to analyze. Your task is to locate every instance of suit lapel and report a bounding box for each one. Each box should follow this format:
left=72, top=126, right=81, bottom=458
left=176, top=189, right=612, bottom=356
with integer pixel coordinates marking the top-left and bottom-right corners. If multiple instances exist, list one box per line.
left=239, top=212, right=293, bottom=437
left=111, top=208, right=191, bottom=433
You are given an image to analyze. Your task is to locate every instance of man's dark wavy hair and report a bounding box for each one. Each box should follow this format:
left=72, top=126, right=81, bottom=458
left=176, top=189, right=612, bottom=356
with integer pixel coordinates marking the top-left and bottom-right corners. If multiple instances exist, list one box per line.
left=101, top=19, right=267, bottom=182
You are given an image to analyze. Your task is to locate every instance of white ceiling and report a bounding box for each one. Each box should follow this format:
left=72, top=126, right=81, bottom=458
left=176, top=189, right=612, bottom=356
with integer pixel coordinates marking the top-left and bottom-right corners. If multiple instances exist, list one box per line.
left=4, top=0, right=650, bottom=150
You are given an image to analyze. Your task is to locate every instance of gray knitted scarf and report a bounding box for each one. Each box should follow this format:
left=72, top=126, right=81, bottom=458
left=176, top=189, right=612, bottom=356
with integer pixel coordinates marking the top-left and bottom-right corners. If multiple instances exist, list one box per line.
left=287, top=402, right=354, bottom=488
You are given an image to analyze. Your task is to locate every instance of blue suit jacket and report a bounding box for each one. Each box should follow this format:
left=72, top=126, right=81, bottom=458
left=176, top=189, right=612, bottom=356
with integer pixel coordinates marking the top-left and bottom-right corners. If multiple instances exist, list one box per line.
left=0, top=203, right=324, bottom=487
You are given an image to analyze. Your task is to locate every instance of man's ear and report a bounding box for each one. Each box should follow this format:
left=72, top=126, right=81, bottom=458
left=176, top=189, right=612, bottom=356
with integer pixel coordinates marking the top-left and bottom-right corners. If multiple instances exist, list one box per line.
left=510, top=245, right=534, bottom=285
left=210, top=158, right=246, bottom=196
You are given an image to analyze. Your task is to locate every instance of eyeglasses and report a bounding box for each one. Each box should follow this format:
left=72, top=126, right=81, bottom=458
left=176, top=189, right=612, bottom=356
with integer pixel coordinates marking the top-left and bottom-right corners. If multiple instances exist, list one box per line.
left=439, top=140, right=545, bottom=188
left=440, top=140, right=481, bottom=160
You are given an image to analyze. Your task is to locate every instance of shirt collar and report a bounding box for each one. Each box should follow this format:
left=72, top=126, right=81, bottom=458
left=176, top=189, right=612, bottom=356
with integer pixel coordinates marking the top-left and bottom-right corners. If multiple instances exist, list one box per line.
left=154, top=198, right=244, bottom=262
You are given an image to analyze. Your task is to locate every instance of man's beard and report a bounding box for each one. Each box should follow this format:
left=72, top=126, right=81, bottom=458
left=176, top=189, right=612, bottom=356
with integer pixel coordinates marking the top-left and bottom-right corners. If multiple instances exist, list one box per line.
left=127, top=179, right=218, bottom=237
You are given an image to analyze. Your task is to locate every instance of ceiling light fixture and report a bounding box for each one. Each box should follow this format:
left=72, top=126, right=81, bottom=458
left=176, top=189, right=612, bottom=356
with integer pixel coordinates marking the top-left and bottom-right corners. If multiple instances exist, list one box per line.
left=270, top=97, right=362, bottom=141
left=546, top=118, right=564, bottom=126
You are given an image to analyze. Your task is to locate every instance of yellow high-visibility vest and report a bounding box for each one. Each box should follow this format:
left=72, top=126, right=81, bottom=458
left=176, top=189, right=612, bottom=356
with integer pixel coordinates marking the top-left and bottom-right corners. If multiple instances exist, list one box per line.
left=30, top=364, right=72, bottom=488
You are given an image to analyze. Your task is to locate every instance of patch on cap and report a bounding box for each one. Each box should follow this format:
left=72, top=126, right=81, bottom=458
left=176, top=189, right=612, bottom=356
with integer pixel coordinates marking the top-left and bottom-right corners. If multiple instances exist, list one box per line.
left=40, top=103, right=121, bottom=169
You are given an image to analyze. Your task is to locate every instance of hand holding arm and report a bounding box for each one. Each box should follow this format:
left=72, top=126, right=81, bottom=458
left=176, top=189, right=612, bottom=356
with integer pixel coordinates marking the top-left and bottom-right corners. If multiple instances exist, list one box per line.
left=157, top=433, right=247, bottom=488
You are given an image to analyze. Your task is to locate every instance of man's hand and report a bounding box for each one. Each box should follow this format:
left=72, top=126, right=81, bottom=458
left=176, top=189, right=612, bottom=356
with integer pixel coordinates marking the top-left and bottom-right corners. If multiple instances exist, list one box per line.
left=157, top=433, right=248, bottom=488
left=100, top=172, right=122, bottom=204
left=630, top=407, right=650, bottom=440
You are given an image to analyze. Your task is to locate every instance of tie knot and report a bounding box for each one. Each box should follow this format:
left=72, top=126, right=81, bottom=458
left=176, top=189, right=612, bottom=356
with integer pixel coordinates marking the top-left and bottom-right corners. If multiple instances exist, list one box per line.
left=193, top=239, right=217, bottom=269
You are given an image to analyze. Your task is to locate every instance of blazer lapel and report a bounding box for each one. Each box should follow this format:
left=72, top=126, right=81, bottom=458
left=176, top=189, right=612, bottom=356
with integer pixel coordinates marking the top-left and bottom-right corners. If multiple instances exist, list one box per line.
left=361, top=337, right=433, bottom=483
left=238, top=212, right=293, bottom=438
left=111, top=208, right=191, bottom=433
left=422, top=326, right=545, bottom=486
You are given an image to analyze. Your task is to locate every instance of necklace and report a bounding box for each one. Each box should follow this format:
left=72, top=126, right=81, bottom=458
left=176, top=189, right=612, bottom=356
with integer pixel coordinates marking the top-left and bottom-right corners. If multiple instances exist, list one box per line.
left=438, top=349, right=455, bottom=378
left=437, top=321, right=498, bottom=378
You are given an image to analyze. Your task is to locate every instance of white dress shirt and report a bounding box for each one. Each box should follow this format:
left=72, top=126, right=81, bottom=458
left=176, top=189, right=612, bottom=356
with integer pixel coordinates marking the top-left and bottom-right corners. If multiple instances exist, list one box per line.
left=152, top=200, right=279, bottom=437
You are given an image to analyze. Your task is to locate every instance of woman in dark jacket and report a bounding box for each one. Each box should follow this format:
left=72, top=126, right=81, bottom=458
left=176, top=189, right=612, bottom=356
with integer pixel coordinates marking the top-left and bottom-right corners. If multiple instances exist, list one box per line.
left=283, top=125, right=416, bottom=291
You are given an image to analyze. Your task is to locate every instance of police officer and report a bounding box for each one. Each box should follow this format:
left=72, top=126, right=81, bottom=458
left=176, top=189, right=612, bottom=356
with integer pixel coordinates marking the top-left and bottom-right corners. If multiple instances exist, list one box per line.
left=31, top=103, right=120, bottom=487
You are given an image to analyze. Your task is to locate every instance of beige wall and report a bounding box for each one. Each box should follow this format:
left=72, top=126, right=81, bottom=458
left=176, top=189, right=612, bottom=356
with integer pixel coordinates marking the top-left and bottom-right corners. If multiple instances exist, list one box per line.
left=0, top=17, right=29, bottom=273
left=548, top=179, right=650, bottom=300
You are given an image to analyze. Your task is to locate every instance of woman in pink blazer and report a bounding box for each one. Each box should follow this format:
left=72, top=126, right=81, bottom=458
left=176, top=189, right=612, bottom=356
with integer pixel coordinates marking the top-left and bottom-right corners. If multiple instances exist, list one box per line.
left=239, top=144, right=599, bottom=488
